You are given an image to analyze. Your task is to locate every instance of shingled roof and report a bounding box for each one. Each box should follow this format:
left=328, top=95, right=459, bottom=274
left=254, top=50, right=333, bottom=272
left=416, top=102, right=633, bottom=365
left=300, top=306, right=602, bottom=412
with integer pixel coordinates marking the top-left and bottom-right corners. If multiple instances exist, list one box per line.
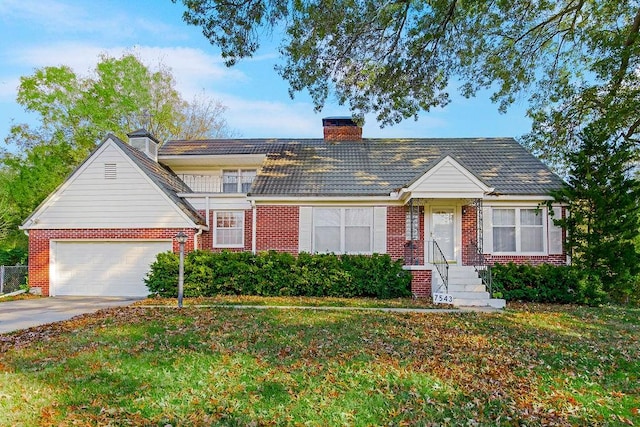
left=160, top=139, right=289, bottom=156
left=246, top=138, right=564, bottom=197
left=108, top=135, right=206, bottom=226
left=159, top=136, right=564, bottom=197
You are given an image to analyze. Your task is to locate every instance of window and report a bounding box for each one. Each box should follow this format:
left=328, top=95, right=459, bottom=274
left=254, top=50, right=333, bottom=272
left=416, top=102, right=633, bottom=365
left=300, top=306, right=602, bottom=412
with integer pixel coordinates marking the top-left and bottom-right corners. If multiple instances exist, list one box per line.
left=214, top=211, right=244, bottom=247
left=222, top=170, right=257, bottom=193
left=492, top=208, right=544, bottom=253
left=520, top=209, right=544, bottom=252
left=313, top=208, right=372, bottom=253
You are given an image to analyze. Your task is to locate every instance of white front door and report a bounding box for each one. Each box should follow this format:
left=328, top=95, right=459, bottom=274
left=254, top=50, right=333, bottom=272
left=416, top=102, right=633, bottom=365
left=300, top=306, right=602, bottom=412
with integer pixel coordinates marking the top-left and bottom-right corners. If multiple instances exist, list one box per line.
left=430, top=207, right=456, bottom=262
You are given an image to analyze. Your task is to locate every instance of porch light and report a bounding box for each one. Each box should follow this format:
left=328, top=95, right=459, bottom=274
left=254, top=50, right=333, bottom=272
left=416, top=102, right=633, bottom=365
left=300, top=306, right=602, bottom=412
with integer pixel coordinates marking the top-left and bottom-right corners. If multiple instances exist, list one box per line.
left=175, top=231, right=188, bottom=308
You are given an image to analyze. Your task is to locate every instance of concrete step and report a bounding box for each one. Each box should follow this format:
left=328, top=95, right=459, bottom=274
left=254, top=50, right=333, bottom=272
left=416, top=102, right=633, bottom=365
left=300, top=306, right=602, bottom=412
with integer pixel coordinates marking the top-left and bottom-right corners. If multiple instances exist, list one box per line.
left=448, top=283, right=487, bottom=293
left=449, top=291, right=490, bottom=300
left=448, top=277, right=483, bottom=286
left=447, top=267, right=478, bottom=277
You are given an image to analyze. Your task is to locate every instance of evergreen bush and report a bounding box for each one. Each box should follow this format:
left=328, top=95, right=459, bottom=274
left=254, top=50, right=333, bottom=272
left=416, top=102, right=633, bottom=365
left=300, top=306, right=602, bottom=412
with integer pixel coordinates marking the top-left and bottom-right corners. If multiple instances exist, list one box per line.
left=145, top=250, right=412, bottom=299
left=491, top=262, right=585, bottom=304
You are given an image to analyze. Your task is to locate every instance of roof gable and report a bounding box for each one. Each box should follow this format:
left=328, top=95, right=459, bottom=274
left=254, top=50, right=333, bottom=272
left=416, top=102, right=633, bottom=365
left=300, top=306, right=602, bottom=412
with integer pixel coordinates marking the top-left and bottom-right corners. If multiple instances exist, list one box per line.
left=404, top=155, right=494, bottom=199
left=22, top=136, right=205, bottom=229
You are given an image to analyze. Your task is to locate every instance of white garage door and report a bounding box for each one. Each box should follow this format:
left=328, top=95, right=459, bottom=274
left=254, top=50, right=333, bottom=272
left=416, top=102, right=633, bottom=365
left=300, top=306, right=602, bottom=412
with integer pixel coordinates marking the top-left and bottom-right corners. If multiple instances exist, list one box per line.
left=51, top=240, right=172, bottom=297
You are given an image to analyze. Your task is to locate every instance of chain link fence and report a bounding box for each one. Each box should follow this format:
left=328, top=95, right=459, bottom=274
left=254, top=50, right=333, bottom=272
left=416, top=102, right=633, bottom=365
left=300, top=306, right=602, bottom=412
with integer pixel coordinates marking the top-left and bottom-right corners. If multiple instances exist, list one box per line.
left=0, top=265, right=28, bottom=294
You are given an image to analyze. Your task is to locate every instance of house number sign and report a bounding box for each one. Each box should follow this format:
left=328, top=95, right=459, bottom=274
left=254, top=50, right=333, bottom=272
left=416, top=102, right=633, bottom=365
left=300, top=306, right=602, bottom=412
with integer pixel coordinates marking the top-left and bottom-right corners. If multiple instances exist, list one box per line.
left=433, top=293, right=453, bottom=304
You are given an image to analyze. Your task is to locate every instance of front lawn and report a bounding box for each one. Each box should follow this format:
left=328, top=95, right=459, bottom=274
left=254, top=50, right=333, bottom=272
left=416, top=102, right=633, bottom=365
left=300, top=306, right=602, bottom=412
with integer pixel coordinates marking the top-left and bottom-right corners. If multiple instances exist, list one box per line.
left=135, top=295, right=450, bottom=309
left=0, top=303, right=638, bottom=426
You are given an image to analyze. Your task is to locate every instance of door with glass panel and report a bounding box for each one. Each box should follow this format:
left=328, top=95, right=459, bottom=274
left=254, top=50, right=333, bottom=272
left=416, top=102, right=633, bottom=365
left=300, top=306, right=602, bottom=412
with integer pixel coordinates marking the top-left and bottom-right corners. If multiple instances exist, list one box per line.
left=430, top=207, right=456, bottom=262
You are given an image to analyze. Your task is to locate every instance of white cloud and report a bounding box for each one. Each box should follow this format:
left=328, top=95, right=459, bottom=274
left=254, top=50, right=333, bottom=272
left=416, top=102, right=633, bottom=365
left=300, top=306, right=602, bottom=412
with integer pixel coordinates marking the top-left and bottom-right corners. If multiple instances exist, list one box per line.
left=5, top=42, right=245, bottom=99
left=0, top=77, right=20, bottom=101
left=0, top=0, right=85, bottom=30
left=220, top=96, right=321, bottom=138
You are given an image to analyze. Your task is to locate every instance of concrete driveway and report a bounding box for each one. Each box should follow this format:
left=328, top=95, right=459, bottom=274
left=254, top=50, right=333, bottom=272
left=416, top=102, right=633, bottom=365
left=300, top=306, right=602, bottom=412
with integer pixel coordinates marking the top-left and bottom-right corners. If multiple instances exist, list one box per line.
left=0, top=296, right=141, bottom=334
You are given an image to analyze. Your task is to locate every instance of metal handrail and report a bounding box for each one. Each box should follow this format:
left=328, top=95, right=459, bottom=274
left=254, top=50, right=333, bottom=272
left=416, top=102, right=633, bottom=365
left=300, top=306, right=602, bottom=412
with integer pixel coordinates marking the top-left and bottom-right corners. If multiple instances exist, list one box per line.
left=432, top=241, right=449, bottom=294
left=467, top=241, right=492, bottom=297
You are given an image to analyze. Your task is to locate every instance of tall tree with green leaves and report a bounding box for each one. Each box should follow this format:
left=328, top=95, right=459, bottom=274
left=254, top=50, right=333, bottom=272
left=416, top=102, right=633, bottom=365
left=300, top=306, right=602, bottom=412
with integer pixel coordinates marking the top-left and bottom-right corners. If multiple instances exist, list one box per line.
left=1, top=53, right=233, bottom=250
left=551, top=124, right=640, bottom=304
left=175, top=0, right=640, bottom=168
left=8, top=53, right=231, bottom=154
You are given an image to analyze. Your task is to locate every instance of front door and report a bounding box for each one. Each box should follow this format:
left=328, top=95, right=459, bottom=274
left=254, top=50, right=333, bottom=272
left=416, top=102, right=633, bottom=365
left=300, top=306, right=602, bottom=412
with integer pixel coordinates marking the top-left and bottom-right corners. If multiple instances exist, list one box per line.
left=430, top=207, right=456, bottom=262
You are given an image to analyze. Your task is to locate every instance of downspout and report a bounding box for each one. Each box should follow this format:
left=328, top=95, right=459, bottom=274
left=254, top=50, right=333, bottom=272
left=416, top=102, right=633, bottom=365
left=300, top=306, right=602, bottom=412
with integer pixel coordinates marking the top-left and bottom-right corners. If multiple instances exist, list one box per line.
left=194, top=227, right=203, bottom=250
left=251, top=200, right=257, bottom=254
left=198, top=195, right=211, bottom=251
left=205, top=196, right=211, bottom=228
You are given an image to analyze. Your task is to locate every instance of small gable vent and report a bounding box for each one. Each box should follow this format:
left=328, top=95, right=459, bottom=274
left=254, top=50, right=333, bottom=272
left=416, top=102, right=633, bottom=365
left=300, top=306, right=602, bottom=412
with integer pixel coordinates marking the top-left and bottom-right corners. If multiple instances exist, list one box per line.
left=104, top=163, right=117, bottom=180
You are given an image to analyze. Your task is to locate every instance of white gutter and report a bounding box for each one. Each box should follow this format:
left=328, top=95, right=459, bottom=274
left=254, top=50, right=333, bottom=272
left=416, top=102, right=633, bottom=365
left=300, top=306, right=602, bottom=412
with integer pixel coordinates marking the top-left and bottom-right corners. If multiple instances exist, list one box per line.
left=247, top=195, right=400, bottom=205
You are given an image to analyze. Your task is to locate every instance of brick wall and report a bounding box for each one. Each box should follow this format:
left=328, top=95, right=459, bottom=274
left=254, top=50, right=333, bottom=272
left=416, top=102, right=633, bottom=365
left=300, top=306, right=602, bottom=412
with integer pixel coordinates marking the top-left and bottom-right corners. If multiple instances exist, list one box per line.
left=461, top=205, right=477, bottom=266
left=484, top=255, right=567, bottom=266
left=323, top=126, right=362, bottom=141
left=28, top=228, right=195, bottom=296
left=408, top=269, right=432, bottom=297
left=387, top=205, right=425, bottom=265
left=256, top=205, right=299, bottom=254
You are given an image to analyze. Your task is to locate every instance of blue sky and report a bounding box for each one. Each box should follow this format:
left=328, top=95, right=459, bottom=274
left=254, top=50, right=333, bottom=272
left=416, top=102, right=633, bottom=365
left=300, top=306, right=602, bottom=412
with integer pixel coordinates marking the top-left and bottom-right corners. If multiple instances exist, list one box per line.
left=0, top=0, right=534, bottom=143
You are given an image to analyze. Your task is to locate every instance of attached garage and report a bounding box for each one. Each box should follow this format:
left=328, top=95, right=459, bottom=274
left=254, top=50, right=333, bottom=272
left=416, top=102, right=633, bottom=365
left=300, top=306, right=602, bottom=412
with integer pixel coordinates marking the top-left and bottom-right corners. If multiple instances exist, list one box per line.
left=50, top=240, right=172, bottom=297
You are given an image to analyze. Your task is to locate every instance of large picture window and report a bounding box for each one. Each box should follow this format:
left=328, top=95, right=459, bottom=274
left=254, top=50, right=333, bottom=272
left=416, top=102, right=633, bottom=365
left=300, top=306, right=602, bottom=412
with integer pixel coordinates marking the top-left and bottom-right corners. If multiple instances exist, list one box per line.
left=313, top=208, right=372, bottom=254
left=214, top=211, right=244, bottom=247
left=492, top=208, right=544, bottom=253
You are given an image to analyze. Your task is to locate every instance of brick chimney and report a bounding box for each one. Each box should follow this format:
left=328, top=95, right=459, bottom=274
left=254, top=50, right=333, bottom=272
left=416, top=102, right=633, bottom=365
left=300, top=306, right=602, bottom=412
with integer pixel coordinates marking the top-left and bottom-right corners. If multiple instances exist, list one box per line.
left=322, top=116, right=362, bottom=141
left=128, top=128, right=159, bottom=161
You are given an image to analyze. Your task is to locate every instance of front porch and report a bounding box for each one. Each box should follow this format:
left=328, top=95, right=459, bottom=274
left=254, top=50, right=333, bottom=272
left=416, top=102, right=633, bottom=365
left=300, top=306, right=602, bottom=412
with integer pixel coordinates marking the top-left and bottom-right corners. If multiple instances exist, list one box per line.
left=394, top=198, right=505, bottom=308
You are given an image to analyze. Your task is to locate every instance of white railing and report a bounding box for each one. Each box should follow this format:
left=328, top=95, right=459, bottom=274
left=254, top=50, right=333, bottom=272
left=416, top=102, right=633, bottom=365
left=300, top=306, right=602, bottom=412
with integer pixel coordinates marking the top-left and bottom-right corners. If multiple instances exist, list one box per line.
left=178, top=175, right=224, bottom=193
left=177, top=174, right=256, bottom=193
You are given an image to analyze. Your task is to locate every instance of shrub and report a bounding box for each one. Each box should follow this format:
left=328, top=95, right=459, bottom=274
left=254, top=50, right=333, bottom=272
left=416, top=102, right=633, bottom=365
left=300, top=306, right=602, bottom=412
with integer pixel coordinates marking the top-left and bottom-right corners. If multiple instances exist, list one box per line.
left=0, top=248, right=27, bottom=265
left=145, top=250, right=412, bottom=299
left=491, top=262, right=586, bottom=304
left=145, top=251, right=179, bottom=297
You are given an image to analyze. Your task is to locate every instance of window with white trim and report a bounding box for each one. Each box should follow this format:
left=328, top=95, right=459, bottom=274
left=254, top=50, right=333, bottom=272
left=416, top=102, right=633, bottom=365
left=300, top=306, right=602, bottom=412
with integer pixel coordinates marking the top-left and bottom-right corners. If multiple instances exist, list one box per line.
left=492, top=208, right=544, bottom=253
left=214, top=211, right=244, bottom=247
left=313, top=207, right=373, bottom=254
left=222, top=169, right=257, bottom=193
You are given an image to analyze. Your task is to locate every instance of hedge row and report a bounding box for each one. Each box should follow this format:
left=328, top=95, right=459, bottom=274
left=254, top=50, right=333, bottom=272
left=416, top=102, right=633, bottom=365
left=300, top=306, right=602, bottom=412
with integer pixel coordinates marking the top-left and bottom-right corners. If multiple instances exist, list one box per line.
left=491, top=262, right=589, bottom=304
left=145, top=250, right=412, bottom=299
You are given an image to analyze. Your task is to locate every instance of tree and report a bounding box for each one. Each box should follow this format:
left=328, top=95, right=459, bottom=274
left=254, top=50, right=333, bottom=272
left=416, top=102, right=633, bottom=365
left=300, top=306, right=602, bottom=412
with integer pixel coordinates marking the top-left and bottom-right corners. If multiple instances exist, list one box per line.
left=181, top=91, right=237, bottom=139
left=550, top=124, right=640, bottom=304
left=175, top=0, right=640, bottom=167
left=8, top=53, right=232, bottom=154
left=1, top=53, right=233, bottom=250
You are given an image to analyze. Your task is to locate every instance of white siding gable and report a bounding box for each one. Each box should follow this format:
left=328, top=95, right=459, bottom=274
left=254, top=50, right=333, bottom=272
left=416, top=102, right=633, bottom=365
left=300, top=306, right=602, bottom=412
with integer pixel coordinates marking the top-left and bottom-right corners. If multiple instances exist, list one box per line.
left=407, top=156, right=493, bottom=199
left=24, top=139, right=197, bottom=229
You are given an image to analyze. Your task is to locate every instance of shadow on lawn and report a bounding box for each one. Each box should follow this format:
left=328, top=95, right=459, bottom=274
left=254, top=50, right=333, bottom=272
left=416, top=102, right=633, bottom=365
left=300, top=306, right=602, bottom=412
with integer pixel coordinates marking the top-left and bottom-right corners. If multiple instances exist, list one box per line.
left=1, top=305, right=638, bottom=426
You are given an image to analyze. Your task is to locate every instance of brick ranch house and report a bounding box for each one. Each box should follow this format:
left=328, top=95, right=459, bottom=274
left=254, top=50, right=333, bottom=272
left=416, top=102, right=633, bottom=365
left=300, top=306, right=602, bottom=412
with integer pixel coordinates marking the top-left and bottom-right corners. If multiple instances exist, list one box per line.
left=21, top=118, right=566, bottom=307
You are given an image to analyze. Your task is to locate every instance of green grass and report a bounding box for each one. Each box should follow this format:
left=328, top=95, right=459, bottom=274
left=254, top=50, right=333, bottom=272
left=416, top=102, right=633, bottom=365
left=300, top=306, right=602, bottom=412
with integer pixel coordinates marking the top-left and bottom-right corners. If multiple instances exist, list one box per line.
left=0, top=303, right=638, bottom=426
left=136, top=295, right=452, bottom=309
